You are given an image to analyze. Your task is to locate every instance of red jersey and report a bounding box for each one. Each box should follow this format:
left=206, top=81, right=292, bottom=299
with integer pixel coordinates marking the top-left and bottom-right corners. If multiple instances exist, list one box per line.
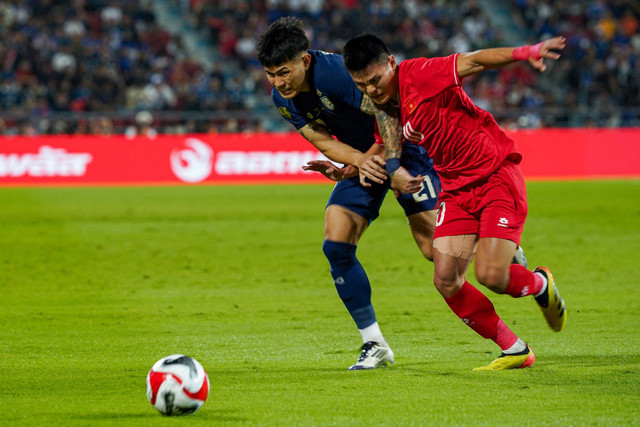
left=397, top=54, right=522, bottom=190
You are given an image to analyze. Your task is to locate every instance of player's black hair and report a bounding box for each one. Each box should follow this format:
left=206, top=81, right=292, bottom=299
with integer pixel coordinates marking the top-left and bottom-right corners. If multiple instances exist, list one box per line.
left=342, top=34, right=390, bottom=73
left=256, top=17, right=309, bottom=67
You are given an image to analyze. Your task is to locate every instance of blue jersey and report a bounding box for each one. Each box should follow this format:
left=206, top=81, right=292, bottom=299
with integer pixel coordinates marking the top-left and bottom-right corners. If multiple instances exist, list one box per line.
left=272, top=50, right=375, bottom=153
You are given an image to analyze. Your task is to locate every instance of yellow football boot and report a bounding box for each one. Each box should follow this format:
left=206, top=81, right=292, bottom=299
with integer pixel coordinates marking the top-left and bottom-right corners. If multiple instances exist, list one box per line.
left=474, top=345, right=535, bottom=371
left=534, top=266, right=567, bottom=332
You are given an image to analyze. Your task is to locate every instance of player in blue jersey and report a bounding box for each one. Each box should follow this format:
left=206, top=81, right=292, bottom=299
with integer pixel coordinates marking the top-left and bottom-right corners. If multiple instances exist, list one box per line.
left=256, top=17, right=443, bottom=370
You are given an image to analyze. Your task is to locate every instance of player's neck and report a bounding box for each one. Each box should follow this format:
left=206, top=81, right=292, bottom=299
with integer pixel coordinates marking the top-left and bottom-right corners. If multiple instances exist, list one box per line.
left=391, top=72, right=400, bottom=103
left=300, top=73, right=311, bottom=93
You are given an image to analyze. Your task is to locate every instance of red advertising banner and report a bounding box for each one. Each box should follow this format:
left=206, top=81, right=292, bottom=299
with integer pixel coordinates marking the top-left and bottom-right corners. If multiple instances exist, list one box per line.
left=506, top=128, right=640, bottom=180
left=0, top=133, right=329, bottom=186
left=0, top=129, right=638, bottom=186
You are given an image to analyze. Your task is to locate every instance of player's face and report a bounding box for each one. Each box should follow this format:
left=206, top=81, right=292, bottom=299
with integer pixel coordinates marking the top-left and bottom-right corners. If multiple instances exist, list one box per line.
left=350, top=55, right=398, bottom=105
left=264, top=53, right=311, bottom=99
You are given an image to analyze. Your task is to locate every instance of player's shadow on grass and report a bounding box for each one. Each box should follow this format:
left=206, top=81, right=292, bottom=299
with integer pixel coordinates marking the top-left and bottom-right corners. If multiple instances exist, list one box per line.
left=77, top=409, right=250, bottom=422
left=231, top=359, right=439, bottom=374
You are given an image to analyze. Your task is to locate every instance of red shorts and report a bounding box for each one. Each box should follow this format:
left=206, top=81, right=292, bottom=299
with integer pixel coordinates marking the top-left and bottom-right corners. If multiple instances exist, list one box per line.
left=433, top=160, right=528, bottom=244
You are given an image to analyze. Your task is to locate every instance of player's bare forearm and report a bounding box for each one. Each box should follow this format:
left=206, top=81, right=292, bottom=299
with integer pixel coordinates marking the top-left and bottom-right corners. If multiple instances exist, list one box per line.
left=360, top=96, right=403, bottom=162
left=457, top=48, right=514, bottom=77
left=298, top=123, right=364, bottom=166
left=299, top=120, right=387, bottom=186
left=457, top=36, right=566, bottom=78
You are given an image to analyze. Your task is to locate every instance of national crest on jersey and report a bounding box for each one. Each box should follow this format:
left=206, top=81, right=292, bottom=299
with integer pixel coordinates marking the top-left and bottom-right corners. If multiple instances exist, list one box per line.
left=270, top=50, right=375, bottom=153
left=403, top=97, right=417, bottom=115
left=278, top=106, right=292, bottom=119
left=317, top=89, right=335, bottom=110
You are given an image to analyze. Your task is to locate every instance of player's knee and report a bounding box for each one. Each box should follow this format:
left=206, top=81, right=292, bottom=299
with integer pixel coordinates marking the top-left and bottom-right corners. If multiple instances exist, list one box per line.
left=433, top=273, right=462, bottom=298
left=322, top=240, right=356, bottom=266
left=476, top=265, right=509, bottom=293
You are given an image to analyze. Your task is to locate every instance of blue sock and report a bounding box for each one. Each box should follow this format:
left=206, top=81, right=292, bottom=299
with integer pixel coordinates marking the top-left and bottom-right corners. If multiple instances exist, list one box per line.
left=322, top=240, right=376, bottom=329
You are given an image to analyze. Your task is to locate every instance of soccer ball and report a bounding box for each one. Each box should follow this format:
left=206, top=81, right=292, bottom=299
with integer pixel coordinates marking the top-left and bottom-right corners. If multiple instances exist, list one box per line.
left=146, top=354, right=209, bottom=416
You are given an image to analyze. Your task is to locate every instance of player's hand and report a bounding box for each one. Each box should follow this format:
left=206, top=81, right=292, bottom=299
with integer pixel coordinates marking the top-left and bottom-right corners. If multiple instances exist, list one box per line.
left=390, top=166, right=423, bottom=196
left=529, top=36, right=566, bottom=72
left=302, top=160, right=345, bottom=181
left=356, top=154, right=387, bottom=187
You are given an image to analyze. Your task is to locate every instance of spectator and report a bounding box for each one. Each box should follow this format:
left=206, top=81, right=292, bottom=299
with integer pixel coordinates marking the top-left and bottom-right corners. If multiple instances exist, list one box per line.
left=1, top=0, right=638, bottom=134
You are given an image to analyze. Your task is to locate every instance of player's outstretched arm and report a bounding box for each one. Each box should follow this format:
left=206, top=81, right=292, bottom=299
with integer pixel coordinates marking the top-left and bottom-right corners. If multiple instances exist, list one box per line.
left=457, top=36, right=566, bottom=78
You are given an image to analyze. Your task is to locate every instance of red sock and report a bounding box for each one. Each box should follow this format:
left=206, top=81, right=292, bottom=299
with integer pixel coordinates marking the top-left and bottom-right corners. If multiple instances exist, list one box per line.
left=504, top=264, right=544, bottom=298
left=445, top=281, right=518, bottom=350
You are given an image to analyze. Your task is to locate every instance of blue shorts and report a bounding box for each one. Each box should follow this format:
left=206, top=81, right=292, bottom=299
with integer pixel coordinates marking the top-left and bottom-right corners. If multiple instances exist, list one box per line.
left=327, top=143, right=441, bottom=223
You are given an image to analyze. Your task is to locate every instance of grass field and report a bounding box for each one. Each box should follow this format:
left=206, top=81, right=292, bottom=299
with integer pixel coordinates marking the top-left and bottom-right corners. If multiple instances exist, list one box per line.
left=1, top=180, right=639, bottom=426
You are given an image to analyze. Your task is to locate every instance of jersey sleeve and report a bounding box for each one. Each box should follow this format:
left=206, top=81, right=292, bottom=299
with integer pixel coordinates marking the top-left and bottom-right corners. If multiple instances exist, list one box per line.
left=405, top=54, right=461, bottom=99
left=271, top=89, right=308, bottom=130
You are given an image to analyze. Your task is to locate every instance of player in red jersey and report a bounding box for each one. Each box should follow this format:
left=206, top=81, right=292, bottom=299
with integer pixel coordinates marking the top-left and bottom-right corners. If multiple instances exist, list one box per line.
left=343, top=35, right=568, bottom=370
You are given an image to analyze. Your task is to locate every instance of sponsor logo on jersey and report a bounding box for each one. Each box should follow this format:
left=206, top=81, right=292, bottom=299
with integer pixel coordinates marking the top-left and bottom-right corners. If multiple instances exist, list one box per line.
left=278, top=107, right=292, bottom=119
left=170, top=138, right=213, bottom=183
left=498, top=217, right=509, bottom=228
left=403, top=121, right=424, bottom=143
left=0, top=146, right=92, bottom=177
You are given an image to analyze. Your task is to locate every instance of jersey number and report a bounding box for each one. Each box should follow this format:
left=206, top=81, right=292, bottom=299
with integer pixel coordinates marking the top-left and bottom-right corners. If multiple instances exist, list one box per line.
left=412, top=175, right=437, bottom=202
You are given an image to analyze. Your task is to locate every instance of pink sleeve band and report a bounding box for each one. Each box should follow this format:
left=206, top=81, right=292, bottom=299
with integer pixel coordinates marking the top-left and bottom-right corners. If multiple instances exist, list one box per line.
left=511, top=42, right=543, bottom=61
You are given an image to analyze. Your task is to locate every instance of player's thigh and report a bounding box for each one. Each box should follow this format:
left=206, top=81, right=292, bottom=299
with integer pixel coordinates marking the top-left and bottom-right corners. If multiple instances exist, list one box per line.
left=407, top=209, right=437, bottom=260
left=432, top=234, right=477, bottom=298
left=478, top=160, right=528, bottom=244
left=324, top=204, right=369, bottom=245
left=324, top=177, right=386, bottom=244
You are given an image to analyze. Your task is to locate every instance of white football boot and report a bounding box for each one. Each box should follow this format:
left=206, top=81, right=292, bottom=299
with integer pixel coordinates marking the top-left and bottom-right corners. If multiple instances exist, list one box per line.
left=348, top=341, right=394, bottom=370
left=512, top=246, right=528, bottom=267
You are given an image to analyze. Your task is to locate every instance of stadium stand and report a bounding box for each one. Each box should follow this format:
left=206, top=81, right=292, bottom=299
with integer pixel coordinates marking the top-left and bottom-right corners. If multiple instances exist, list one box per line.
left=0, top=0, right=638, bottom=135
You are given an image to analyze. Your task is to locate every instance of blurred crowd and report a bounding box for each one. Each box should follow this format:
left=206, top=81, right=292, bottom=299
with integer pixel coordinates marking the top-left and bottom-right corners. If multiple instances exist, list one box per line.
left=0, top=0, right=256, bottom=135
left=190, top=0, right=640, bottom=129
left=0, top=0, right=639, bottom=135
left=508, top=0, right=640, bottom=126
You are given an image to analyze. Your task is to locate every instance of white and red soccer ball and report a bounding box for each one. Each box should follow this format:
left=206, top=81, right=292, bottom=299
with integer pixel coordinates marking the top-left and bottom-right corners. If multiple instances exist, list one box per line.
left=146, top=354, right=209, bottom=416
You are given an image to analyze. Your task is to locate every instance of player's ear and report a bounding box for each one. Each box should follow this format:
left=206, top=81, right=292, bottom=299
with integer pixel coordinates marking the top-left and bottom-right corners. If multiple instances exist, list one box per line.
left=388, top=55, right=397, bottom=69
left=301, top=52, right=312, bottom=70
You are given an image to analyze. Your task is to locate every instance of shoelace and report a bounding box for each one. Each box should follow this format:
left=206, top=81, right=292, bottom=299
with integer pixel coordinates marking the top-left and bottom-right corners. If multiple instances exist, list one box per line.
left=356, top=341, right=378, bottom=362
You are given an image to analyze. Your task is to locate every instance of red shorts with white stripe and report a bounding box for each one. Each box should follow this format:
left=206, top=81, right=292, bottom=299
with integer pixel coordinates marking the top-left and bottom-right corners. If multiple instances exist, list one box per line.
left=433, top=160, right=528, bottom=244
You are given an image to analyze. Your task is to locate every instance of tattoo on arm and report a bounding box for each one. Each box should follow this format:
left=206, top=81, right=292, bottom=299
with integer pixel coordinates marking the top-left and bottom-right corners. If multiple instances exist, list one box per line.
left=299, top=122, right=324, bottom=142
left=375, top=104, right=403, bottom=160
left=359, top=96, right=377, bottom=116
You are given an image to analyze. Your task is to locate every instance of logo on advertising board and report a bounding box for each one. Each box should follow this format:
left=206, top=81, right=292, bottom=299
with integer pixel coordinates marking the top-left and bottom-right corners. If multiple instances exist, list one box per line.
left=214, top=151, right=323, bottom=175
left=170, top=138, right=214, bottom=183
left=0, top=145, right=92, bottom=178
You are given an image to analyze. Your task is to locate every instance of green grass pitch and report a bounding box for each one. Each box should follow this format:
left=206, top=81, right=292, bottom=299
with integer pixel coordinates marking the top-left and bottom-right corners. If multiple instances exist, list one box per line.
left=0, top=180, right=638, bottom=425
